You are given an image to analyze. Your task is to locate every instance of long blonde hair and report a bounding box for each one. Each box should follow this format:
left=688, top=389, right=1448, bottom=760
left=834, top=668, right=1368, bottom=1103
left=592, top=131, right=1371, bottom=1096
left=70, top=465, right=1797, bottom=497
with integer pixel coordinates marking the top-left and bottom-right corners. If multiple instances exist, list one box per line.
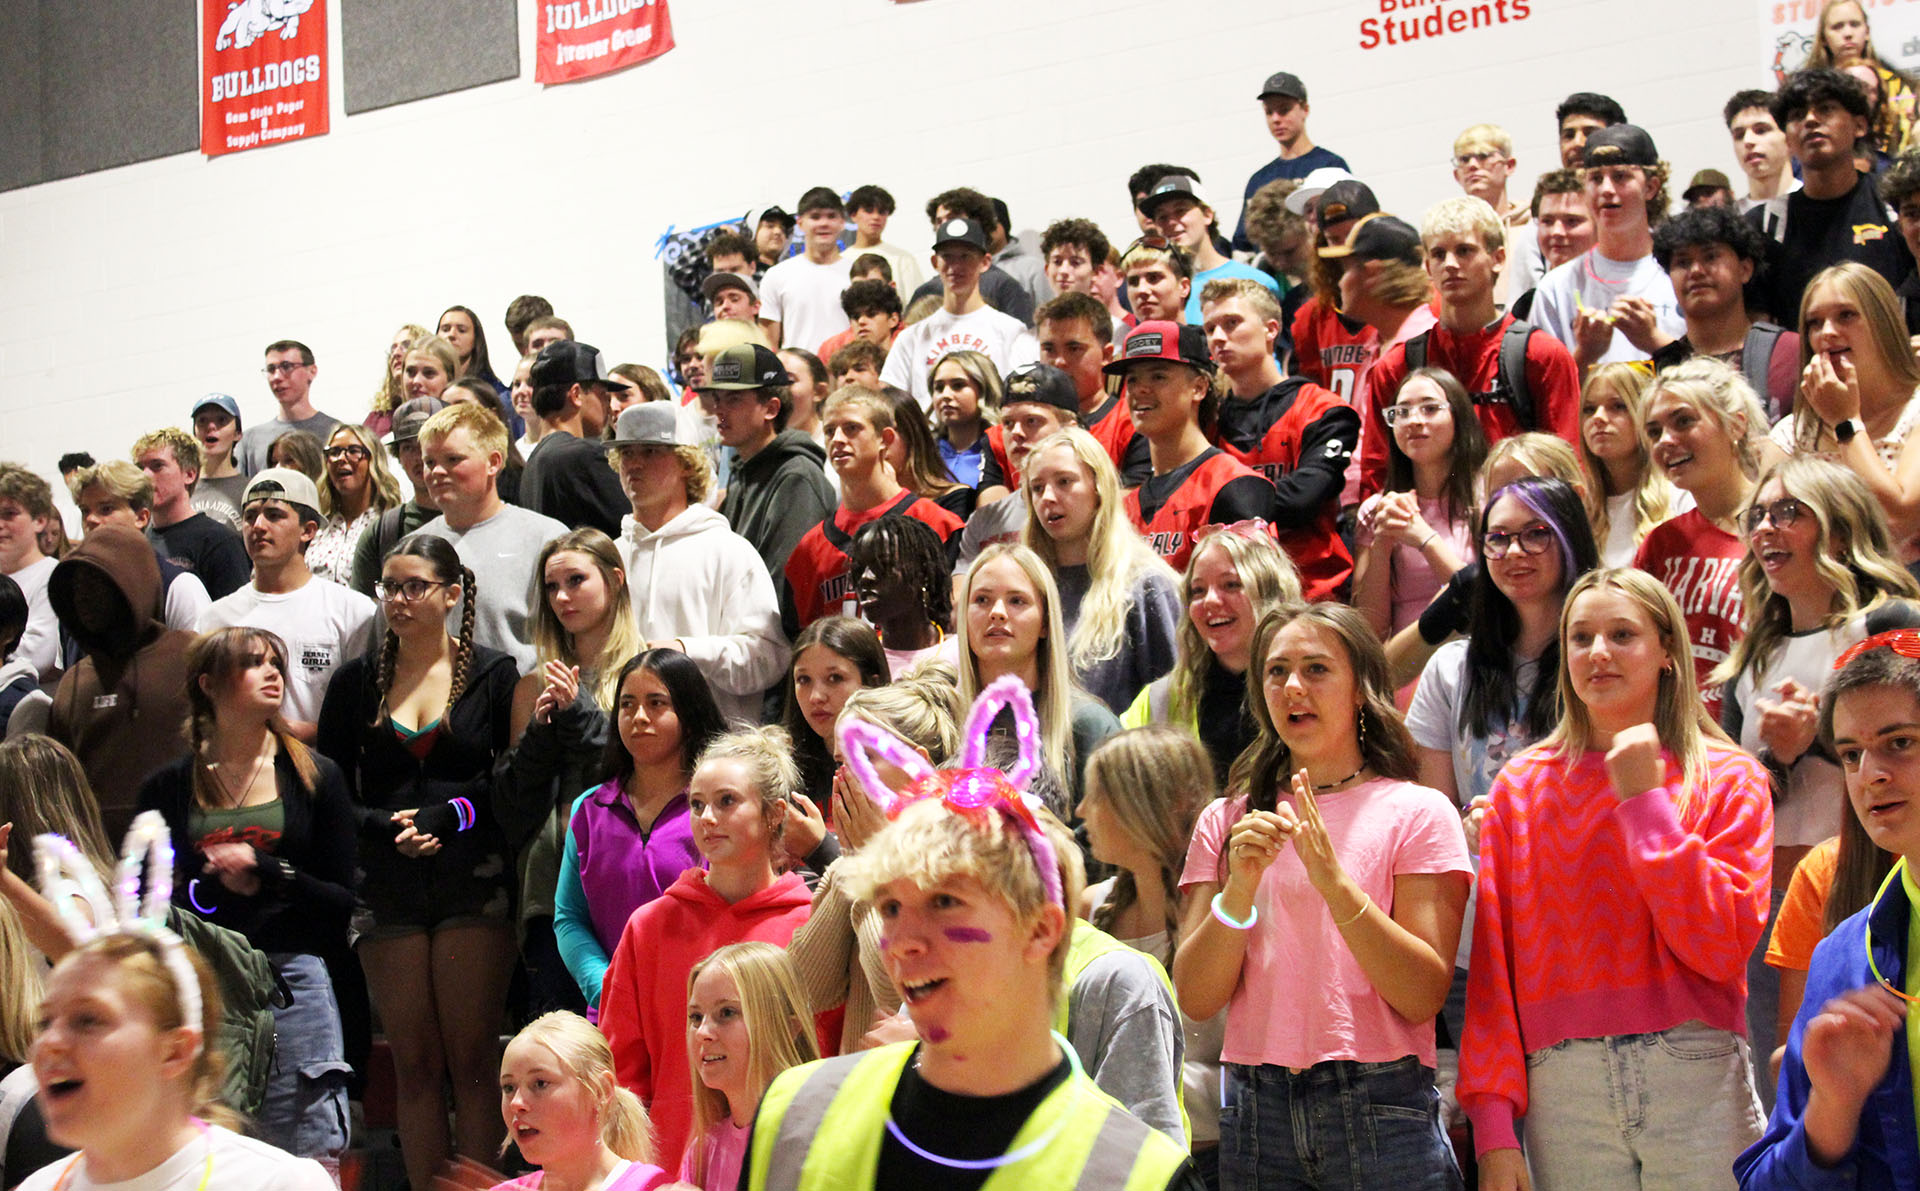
left=530, top=529, right=642, bottom=711
left=1082, top=727, right=1214, bottom=960
left=958, top=544, right=1080, bottom=787
left=1020, top=429, right=1178, bottom=672
left=319, top=422, right=403, bottom=520
left=1713, top=457, right=1920, bottom=686
left=1541, top=568, right=1726, bottom=803
left=1167, top=531, right=1301, bottom=727
left=508, top=1012, right=651, bottom=1163
left=1579, top=364, right=1674, bottom=552
left=0, top=903, right=41, bottom=1063
left=684, top=943, right=820, bottom=1185
left=373, top=323, right=429, bottom=414
left=838, top=668, right=965, bottom=764
left=1791, top=263, right=1920, bottom=452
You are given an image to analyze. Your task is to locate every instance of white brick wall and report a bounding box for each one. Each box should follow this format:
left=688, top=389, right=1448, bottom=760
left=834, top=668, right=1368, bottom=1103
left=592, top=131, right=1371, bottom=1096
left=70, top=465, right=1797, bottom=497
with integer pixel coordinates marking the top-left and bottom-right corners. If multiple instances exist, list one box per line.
left=0, top=0, right=1767, bottom=521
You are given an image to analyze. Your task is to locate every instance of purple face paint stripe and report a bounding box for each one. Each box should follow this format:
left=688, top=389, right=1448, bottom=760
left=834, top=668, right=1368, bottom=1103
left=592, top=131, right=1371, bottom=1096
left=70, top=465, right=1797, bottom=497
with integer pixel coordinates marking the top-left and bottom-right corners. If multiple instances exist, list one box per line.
left=943, top=926, right=993, bottom=943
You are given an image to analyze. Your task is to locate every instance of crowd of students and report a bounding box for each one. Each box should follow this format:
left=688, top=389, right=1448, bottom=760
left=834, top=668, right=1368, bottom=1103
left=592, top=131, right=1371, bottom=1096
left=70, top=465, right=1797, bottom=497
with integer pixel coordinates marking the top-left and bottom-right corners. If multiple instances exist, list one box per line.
left=6, top=4, right=1920, bottom=1188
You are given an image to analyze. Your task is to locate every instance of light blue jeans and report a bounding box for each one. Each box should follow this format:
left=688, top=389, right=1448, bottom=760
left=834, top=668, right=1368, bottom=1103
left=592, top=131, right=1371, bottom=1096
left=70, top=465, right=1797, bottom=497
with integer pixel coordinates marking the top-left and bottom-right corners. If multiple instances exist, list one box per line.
left=1521, top=1022, right=1763, bottom=1190
left=258, top=952, right=351, bottom=1173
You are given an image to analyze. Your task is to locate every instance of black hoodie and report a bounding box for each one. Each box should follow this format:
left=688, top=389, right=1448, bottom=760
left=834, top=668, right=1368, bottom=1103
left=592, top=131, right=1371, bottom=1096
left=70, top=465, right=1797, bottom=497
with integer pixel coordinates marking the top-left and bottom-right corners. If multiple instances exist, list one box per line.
left=47, top=525, right=194, bottom=838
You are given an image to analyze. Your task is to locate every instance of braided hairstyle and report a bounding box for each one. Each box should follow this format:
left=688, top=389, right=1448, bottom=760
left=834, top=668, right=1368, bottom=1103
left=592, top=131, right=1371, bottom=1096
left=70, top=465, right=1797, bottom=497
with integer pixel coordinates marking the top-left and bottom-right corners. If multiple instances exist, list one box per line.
left=845, top=515, right=954, bottom=634
left=374, top=533, right=477, bottom=726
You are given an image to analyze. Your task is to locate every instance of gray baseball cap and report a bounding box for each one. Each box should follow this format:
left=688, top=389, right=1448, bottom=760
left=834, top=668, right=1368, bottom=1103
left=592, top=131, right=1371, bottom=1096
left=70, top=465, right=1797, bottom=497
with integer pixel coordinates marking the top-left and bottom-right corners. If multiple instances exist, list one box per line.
left=608, top=402, right=691, bottom=447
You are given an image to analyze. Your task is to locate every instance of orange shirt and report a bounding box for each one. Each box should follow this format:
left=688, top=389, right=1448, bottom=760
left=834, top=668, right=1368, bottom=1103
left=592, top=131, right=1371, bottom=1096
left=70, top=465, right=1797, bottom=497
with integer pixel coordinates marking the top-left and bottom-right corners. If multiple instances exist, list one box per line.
left=1764, top=835, right=1841, bottom=972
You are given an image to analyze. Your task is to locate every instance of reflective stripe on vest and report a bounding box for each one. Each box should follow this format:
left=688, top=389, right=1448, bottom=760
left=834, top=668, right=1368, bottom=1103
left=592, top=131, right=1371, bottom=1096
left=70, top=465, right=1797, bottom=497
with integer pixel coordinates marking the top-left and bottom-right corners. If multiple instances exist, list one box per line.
left=747, top=1041, right=1189, bottom=1191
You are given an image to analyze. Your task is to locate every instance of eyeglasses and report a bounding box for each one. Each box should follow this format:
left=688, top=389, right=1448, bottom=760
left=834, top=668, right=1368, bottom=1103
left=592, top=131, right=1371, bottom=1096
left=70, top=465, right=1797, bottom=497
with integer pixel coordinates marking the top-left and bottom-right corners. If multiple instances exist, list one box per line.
left=324, top=446, right=370, bottom=462
left=1482, top=524, right=1557, bottom=559
left=374, top=579, right=447, bottom=603
left=261, top=362, right=308, bottom=376
left=1384, top=400, right=1448, bottom=426
left=1743, top=497, right=1808, bottom=536
left=1451, top=151, right=1503, bottom=168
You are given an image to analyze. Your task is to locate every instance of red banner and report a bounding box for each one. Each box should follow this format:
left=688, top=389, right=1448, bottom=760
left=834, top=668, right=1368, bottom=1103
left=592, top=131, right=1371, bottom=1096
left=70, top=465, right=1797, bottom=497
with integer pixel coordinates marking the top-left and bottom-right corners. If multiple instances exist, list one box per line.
left=201, top=0, right=329, bottom=157
left=536, top=0, right=675, bottom=84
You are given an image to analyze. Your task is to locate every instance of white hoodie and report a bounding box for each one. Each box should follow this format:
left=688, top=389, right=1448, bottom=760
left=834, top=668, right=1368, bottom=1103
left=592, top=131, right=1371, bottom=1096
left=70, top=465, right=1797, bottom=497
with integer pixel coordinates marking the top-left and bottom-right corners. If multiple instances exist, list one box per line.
left=618, top=504, right=790, bottom=725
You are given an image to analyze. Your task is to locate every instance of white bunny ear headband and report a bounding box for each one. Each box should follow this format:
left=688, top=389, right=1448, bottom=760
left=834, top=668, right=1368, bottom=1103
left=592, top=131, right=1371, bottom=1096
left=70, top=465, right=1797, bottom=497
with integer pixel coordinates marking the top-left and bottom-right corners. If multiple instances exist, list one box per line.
left=35, top=811, right=204, bottom=1057
left=836, top=673, right=1064, bottom=907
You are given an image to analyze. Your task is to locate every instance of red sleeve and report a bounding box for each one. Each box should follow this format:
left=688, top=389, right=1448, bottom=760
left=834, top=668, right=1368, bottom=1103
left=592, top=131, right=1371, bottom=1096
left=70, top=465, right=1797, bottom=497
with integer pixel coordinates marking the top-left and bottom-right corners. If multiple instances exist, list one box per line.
left=598, top=914, right=654, bottom=1098
left=1357, top=346, right=1407, bottom=501
left=1525, top=330, right=1581, bottom=441
left=1291, top=302, right=1326, bottom=386
left=1612, top=750, right=1773, bottom=983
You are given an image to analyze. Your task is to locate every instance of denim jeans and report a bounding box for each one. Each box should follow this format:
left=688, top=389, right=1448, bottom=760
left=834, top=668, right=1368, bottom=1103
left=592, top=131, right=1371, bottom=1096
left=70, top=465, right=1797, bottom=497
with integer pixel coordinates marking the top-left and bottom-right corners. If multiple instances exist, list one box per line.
left=1219, top=1057, right=1463, bottom=1191
left=258, top=952, right=351, bottom=1173
left=1522, top=1022, right=1763, bottom=1190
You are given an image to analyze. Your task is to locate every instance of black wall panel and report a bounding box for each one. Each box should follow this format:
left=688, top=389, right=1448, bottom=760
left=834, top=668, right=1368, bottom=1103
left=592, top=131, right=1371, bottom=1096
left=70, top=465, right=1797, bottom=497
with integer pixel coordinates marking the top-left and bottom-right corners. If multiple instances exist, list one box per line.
left=342, top=0, right=520, bottom=115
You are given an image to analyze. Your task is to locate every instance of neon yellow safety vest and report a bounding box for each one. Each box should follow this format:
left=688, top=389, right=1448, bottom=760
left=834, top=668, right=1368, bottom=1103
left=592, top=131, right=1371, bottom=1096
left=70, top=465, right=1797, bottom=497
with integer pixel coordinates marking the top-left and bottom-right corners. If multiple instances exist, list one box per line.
left=744, top=1041, right=1190, bottom=1191
left=1055, top=920, right=1192, bottom=1146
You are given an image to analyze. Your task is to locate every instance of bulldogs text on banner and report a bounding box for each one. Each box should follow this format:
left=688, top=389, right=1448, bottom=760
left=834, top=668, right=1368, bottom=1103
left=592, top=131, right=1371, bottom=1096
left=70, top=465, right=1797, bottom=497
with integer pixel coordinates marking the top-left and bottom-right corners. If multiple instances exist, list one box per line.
left=201, top=0, right=329, bottom=156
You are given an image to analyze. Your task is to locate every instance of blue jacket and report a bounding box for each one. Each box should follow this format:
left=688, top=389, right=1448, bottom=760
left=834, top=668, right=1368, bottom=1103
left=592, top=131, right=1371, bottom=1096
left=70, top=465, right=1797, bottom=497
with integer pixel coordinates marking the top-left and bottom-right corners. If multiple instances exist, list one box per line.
left=1735, top=875, right=1917, bottom=1190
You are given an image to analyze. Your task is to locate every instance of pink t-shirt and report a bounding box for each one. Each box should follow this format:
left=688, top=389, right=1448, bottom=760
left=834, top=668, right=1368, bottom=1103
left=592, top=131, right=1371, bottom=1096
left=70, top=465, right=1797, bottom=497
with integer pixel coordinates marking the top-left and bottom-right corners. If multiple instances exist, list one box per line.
left=1354, top=492, right=1472, bottom=634
left=490, top=1160, right=672, bottom=1191
left=1178, top=778, right=1473, bottom=1069
left=678, top=1118, right=752, bottom=1191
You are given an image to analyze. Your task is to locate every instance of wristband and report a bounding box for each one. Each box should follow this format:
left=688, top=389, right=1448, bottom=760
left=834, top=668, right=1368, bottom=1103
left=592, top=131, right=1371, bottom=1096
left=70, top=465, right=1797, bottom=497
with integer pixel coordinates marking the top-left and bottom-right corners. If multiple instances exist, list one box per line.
left=1420, top=531, right=1437, bottom=551
left=450, top=797, right=476, bottom=833
left=1210, top=892, right=1258, bottom=931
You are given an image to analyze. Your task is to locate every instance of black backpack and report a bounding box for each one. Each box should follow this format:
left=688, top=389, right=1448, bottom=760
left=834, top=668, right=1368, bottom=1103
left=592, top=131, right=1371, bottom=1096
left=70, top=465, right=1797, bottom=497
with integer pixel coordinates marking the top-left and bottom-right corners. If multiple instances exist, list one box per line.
left=1404, top=320, right=1539, bottom=429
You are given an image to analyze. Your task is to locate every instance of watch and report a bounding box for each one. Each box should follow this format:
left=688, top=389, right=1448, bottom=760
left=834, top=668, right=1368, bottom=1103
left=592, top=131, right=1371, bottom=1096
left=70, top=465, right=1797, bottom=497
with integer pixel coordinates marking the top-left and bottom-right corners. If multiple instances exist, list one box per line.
left=1834, top=417, right=1863, bottom=444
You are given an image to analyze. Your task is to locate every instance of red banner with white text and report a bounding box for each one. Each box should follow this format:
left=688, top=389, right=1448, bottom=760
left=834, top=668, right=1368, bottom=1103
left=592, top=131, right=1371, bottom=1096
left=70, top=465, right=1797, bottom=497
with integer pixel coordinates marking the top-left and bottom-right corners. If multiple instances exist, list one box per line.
left=201, top=0, right=329, bottom=157
left=536, top=0, right=675, bottom=84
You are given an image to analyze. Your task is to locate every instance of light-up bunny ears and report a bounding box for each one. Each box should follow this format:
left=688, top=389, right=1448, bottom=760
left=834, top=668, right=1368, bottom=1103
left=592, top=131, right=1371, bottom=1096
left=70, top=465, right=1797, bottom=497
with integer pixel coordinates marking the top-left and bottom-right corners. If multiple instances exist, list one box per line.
left=838, top=674, right=1064, bottom=907
left=36, top=811, right=204, bottom=1055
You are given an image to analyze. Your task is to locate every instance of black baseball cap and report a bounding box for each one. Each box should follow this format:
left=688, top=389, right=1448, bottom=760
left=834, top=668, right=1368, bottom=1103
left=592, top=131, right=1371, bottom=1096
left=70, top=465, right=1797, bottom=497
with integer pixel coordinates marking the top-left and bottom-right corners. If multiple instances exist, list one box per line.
left=749, top=205, right=795, bottom=232
left=703, top=343, right=789, bottom=392
left=1317, top=214, right=1423, bottom=266
left=531, top=341, right=630, bottom=391
left=1105, top=321, right=1216, bottom=376
left=1316, top=180, right=1380, bottom=228
left=1139, top=176, right=1212, bottom=221
left=1258, top=71, right=1307, bottom=102
left=1000, top=364, right=1079, bottom=414
left=1583, top=124, right=1660, bottom=169
left=933, top=217, right=990, bottom=254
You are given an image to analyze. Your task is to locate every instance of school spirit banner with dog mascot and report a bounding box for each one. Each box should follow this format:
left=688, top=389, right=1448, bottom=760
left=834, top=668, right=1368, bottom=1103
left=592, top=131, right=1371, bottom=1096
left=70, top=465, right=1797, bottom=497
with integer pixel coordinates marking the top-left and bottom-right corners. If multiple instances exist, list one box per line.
left=535, top=0, right=675, bottom=84
left=201, top=0, right=329, bottom=156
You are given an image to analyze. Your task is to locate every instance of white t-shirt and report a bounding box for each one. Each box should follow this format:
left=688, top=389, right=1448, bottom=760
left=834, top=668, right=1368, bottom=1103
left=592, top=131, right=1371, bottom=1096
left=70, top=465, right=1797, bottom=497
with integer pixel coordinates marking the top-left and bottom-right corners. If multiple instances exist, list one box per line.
left=848, top=239, right=926, bottom=295
left=1531, top=248, right=1684, bottom=365
left=5, top=555, right=59, bottom=681
left=881, top=305, right=1040, bottom=409
left=761, top=254, right=854, bottom=353
left=20, top=1123, right=334, bottom=1191
left=198, top=577, right=377, bottom=724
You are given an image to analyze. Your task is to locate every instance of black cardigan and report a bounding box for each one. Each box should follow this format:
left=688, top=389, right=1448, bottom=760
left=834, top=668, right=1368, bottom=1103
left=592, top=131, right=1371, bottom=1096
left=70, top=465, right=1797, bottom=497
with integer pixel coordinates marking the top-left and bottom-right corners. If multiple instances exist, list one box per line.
left=315, top=644, right=519, bottom=845
left=137, top=748, right=356, bottom=959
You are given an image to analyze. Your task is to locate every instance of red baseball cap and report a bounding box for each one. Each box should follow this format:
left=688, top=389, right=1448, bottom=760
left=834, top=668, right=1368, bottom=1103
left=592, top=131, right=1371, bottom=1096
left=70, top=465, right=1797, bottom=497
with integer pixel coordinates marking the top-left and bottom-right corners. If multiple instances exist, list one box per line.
left=1104, top=320, right=1216, bottom=376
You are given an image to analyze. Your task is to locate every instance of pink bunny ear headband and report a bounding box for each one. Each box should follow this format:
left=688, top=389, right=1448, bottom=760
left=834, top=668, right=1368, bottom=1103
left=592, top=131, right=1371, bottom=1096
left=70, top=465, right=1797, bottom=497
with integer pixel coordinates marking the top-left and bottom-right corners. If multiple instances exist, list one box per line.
left=837, top=673, right=1064, bottom=908
left=36, top=811, right=204, bottom=1058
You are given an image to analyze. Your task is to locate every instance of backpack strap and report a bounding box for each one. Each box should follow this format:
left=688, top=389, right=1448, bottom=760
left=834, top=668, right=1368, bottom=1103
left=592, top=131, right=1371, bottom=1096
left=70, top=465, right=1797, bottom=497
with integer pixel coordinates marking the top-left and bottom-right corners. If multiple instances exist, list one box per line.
left=1403, top=330, right=1430, bottom=373
left=1498, top=319, right=1537, bottom=429
left=1741, top=321, right=1786, bottom=415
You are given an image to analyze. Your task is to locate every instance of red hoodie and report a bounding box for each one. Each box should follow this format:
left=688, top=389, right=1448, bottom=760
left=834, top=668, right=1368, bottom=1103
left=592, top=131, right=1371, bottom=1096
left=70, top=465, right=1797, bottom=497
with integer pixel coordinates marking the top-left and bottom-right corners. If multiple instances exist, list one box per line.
left=598, top=868, right=814, bottom=1173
